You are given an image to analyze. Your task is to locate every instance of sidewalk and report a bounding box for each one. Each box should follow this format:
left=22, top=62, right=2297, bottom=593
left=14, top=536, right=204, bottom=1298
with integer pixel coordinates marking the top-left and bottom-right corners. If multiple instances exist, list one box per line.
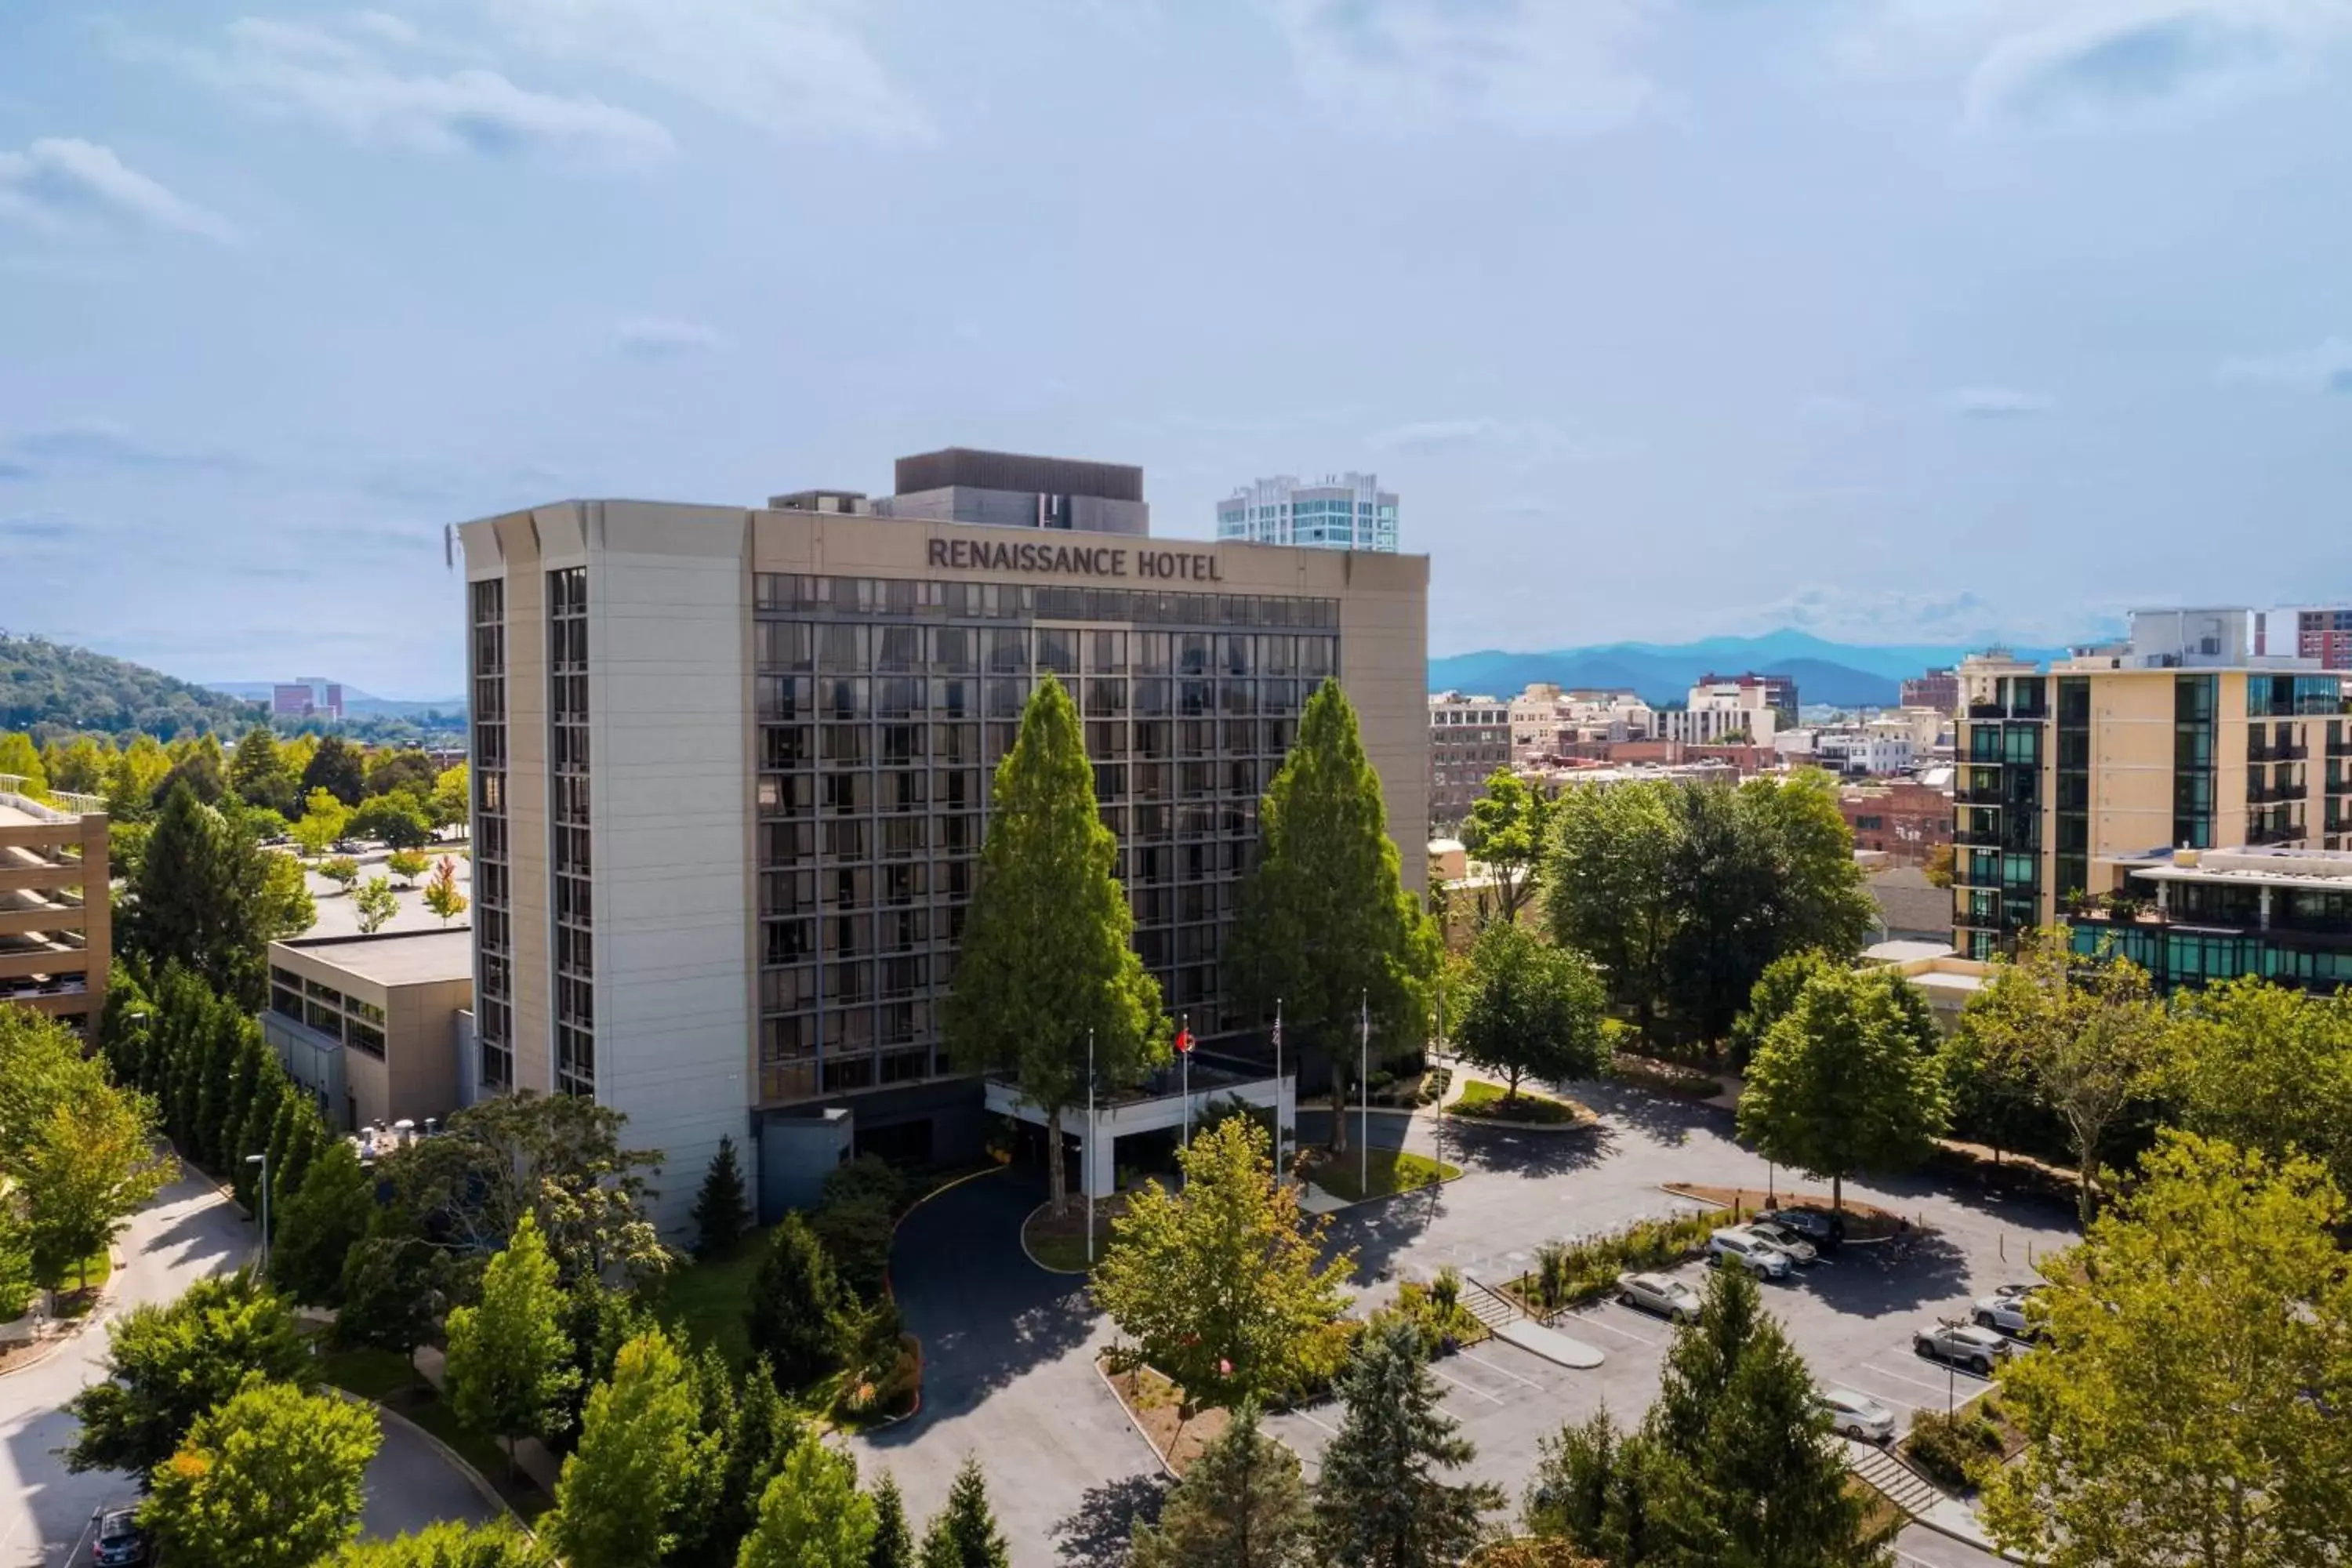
left=412, top=1344, right=564, bottom=1495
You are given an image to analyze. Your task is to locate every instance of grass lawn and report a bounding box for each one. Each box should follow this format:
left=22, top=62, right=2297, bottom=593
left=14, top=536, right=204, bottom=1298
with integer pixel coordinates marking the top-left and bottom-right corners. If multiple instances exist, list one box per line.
left=1304, top=1148, right=1461, bottom=1203
left=1450, top=1080, right=1593, bottom=1126
left=45, top=1251, right=114, bottom=1317
left=1022, top=1198, right=1123, bottom=1275
left=654, top=1233, right=768, bottom=1369
left=318, top=1346, right=423, bottom=1402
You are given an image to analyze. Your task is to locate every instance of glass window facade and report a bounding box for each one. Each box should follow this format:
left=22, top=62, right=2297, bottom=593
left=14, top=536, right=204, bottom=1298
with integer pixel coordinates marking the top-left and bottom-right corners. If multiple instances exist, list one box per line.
left=752, top=572, right=1340, bottom=1105
left=549, top=566, right=595, bottom=1100
left=470, top=579, right=513, bottom=1091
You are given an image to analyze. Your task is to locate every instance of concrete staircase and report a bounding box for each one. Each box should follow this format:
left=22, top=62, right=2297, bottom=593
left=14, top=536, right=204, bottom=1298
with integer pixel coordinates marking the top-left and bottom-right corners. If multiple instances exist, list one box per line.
left=1461, top=1275, right=1523, bottom=1332
left=1844, top=1437, right=1946, bottom=1518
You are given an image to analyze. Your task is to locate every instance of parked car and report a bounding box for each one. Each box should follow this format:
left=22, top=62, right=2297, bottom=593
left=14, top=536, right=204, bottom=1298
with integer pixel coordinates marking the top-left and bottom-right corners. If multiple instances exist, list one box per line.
left=1813, top=1387, right=1898, bottom=1443
left=1759, top=1206, right=1846, bottom=1250
left=1707, top=1225, right=1792, bottom=1281
left=1914, top=1320, right=2013, bottom=1375
left=90, top=1505, right=149, bottom=1566
left=1615, top=1271, right=1704, bottom=1323
left=1744, top=1220, right=1819, bottom=1265
left=1973, top=1284, right=2048, bottom=1338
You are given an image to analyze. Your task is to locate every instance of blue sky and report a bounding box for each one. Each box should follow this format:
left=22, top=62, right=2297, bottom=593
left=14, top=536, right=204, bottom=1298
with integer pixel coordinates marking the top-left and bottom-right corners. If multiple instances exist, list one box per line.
left=3, top=0, right=2349, bottom=696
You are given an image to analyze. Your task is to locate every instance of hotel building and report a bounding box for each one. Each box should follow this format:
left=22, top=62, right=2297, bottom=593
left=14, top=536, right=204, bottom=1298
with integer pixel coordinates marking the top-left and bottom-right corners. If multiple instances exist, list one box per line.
left=1952, top=608, right=2350, bottom=960
left=454, top=450, right=1428, bottom=1232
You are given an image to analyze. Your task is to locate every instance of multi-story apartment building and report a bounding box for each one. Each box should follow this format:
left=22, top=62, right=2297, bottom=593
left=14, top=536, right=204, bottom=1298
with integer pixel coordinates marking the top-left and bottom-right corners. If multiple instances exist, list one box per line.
left=0, top=783, right=109, bottom=1028
left=272, top=678, right=345, bottom=720
left=1900, top=668, right=1960, bottom=715
left=1428, top=691, right=1511, bottom=827
left=2259, top=605, right=2352, bottom=670
left=1951, top=608, right=2350, bottom=959
left=1217, top=474, right=1399, bottom=553
left=1656, top=674, right=1786, bottom=746
left=1506, top=684, right=1654, bottom=760
left=2067, top=845, right=2352, bottom=995
left=455, top=450, right=1428, bottom=1232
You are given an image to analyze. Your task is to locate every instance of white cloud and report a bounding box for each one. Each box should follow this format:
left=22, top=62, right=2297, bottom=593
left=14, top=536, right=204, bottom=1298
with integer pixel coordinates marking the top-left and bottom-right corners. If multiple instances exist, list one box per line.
left=0, top=138, right=237, bottom=243
left=174, top=15, right=677, bottom=168
left=2220, top=335, right=2352, bottom=392
left=1265, top=0, right=1660, bottom=137
left=1946, top=386, right=2057, bottom=418
left=614, top=315, right=722, bottom=358
left=482, top=0, right=927, bottom=142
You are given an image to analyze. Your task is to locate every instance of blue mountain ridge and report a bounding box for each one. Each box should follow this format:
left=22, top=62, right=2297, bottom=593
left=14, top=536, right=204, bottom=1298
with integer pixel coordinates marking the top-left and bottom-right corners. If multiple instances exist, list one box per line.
left=1429, top=630, right=2071, bottom=708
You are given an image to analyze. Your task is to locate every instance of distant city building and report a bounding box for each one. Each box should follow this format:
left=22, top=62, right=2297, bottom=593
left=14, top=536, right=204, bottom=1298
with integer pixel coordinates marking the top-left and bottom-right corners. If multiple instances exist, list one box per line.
left=0, top=782, right=109, bottom=1030
left=1840, top=779, right=1955, bottom=866
left=2259, top=605, right=2352, bottom=670
left=1429, top=691, right=1511, bottom=826
left=1217, top=474, right=1398, bottom=552
left=1953, top=608, right=2348, bottom=958
left=1900, top=667, right=1960, bottom=714
left=1506, top=682, right=1654, bottom=760
left=272, top=677, right=344, bottom=720
left=1657, top=675, right=1784, bottom=746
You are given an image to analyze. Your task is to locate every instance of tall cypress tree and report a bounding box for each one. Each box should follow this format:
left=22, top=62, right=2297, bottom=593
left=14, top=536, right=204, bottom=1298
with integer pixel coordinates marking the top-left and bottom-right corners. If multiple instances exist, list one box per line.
left=866, top=1470, right=915, bottom=1568
left=692, top=1135, right=752, bottom=1257
left=744, top=1214, right=847, bottom=1388
left=917, top=1456, right=1009, bottom=1568
left=1234, top=679, right=1439, bottom=1152
left=942, top=673, right=1166, bottom=1217
left=123, top=784, right=271, bottom=1007
left=1312, top=1316, right=1502, bottom=1568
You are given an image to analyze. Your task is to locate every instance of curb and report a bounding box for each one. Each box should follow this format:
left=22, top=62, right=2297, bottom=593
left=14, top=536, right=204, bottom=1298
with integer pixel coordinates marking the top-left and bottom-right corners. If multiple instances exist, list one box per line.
left=1445, top=1106, right=1599, bottom=1134
left=1091, top=1356, right=1179, bottom=1482
left=326, top=1386, right=525, bottom=1526
left=1016, top=1200, right=1102, bottom=1277
left=1298, top=1160, right=1465, bottom=1214
left=875, top=1165, right=1006, bottom=1424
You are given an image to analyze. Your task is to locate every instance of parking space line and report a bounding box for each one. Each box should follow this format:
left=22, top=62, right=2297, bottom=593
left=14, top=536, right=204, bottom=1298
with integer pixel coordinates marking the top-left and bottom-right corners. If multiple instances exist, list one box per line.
left=1428, top=1364, right=1508, bottom=1406
left=1457, top=1348, right=1546, bottom=1392
left=1289, top=1406, right=1339, bottom=1437
left=1862, top=1362, right=1988, bottom=1397
left=1563, top=1310, right=1661, bottom=1348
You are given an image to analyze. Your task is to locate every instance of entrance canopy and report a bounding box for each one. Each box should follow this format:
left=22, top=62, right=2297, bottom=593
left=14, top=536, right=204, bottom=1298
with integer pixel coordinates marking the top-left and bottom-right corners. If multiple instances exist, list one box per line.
left=983, top=1060, right=1294, bottom=1199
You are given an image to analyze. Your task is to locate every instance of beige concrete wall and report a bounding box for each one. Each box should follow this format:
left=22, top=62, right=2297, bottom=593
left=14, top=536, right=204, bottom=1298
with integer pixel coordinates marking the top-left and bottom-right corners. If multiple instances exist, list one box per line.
left=0, top=811, right=107, bottom=1023
left=386, top=975, right=471, bottom=1123
left=2088, top=672, right=2177, bottom=886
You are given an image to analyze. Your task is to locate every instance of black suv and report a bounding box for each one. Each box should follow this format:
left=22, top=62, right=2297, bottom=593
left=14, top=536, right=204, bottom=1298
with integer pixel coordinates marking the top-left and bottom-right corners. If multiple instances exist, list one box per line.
left=91, top=1505, right=150, bottom=1566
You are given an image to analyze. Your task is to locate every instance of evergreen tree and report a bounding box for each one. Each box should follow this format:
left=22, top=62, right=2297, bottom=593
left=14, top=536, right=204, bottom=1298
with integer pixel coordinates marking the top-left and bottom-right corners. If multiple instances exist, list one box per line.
left=1233, top=679, right=1439, bottom=1152
left=302, top=735, right=368, bottom=808
left=1312, top=1315, right=1502, bottom=1568
left=659, top=1345, right=743, bottom=1568
left=917, top=1457, right=1009, bottom=1568
left=122, top=786, right=276, bottom=1007
left=228, top=726, right=298, bottom=815
left=717, top=1356, right=806, bottom=1553
left=140, top=1377, right=382, bottom=1568
left=67, top=1270, right=313, bottom=1475
left=744, top=1212, right=848, bottom=1388
left=445, top=1212, right=580, bottom=1476
left=334, top=1233, right=445, bottom=1362
left=1128, top=1399, right=1312, bottom=1568
left=549, top=1328, right=699, bottom=1568
left=1737, top=966, right=1947, bottom=1213
left=737, top=1434, right=877, bottom=1568
left=693, top=1135, right=752, bottom=1256
left=272, top=1141, right=377, bottom=1306
left=866, top=1471, right=915, bottom=1568
left=942, top=673, right=1166, bottom=1216
left=1452, top=922, right=1609, bottom=1099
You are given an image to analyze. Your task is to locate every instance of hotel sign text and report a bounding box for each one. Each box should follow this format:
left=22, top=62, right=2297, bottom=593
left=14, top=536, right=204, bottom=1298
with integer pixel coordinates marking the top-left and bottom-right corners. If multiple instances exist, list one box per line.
left=927, top=537, right=1224, bottom=583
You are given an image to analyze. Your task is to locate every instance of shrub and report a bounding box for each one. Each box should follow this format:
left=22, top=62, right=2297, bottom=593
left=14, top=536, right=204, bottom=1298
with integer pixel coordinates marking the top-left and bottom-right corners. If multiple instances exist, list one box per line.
left=1376, top=1274, right=1483, bottom=1358
left=1904, top=1407, right=2004, bottom=1490
left=808, top=1192, right=895, bottom=1303
left=1606, top=1056, right=1723, bottom=1099
left=1512, top=1211, right=1727, bottom=1313
left=1269, top=1316, right=1363, bottom=1406
left=819, top=1153, right=906, bottom=1214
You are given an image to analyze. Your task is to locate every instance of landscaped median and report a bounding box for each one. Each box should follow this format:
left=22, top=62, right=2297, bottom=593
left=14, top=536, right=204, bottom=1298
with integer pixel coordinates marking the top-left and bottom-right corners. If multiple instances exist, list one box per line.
left=1297, top=1147, right=1461, bottom=1203
left=1498, top=1209, right=1745, bottom=1317
left=1661, top=1182, right=1926, bottom=1243
left=1447, top=1079, right=1596, bottom=1128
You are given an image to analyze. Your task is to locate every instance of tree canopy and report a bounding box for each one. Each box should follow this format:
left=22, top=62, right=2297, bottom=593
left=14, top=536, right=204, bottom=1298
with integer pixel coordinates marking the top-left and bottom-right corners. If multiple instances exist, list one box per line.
left=140, top=1377, right=382, bottom=1568
left=1128, top=1399, right=1312, bottom=1568
left=1312, top=1315, right=1503, bottom=1568
left=1451, top=922, right=1609, bottom=1099
left=1460, top=769, right=1551, bottom=926
left=445, top=1212, right=580, bottom=1472
left=67, top=1270, right=314, bottom=1476
left=0, top=632, right=264, bottom=737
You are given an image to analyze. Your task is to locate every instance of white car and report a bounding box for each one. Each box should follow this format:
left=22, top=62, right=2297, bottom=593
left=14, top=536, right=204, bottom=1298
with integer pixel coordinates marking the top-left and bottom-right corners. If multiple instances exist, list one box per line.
left=1615, top=1271, right=1704, bottom=1323
left=1745, top=1220, right=1819, bottom=1266
left=1708, top=1225, right=1792, bottom=1280
left=1973, top=1285, right=2047, bottom=1338
left=1813, top=1387, right=1897, bottom=1443
left=1915, top=1320, right=2013, bottom=1376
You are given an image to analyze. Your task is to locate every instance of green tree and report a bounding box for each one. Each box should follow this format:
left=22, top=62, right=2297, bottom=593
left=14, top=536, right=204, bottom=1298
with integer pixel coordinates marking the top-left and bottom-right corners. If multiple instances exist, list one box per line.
left=1961, top=929, right=2165, bottom=1225
left=942, top=673, right=1166, bottom=1217
left=42, top=734, right=109, bottom=793
left=917, top=1456, right=1009, bottom=1568
left=366, top=748, right=440, bottom=800
left=738, top=1433, right=877, bottom=1568
left=1460, top=768, right=1552, bottom=925
left=1661, top=779, right=1785, bottom=1047
left=1312, top=1315, right=1503, bottom=1568
left=302, top=735, right=367, bottom=807
left=293, top=787, right=350, bottom=858
left=121, top=782, right=275, bottom=1006
left=350, top=795, right=434, bottom=850
left=335, top=1520, right=555, bottom=1566
left=423, top=855, right=469, bottom=924
left=2161, top=978, right=2352, bottom=1199
left=430, top=762, right=471, bottom=829
left=694, top=1135, right=752, bottom=1256
left=1922, top=841, right=1955, bottom=889
left=445, top=1212, right=579, bottom=1476
left=0, top=1004, right=130, bottom=1170
left=0, top=729, right=48, bottom=792
left=354, top=874, right=401, bottom=934
left=150, top=741, right=228, bottom=808
left=1728, top=950, right=1838, bottom=1072
left=318, top=854, right=358, bottom=893
left=272, top=1140, right=377, bottom=1306
left=387, top=848, right=430, bottom=886
left=1737, top=966, right=1946, bottom=1213
left=261, top=849, right=318, bottom=938
left=229, top=726, right=299, bottom=815
left=717, top=1356, right=808, bottom=1556
left=335, top=1233, right=447, bottom=1361
left=1128, top=1399, right=1311, bottom=1568
left=866, top=1472, right=915, bottom=1568
left=140, top=1377, right=381, bottom=1568
left=1452, top=922, right=1608, bottom=1100
left=23, top=1086, right=169, bottom=1289
left=1544, top=779, right=1679, bottom=1040
left=1092, top=1116, right=1354, bottom=1410
left=67, top=1270, right=314, bottom=1475
left=1983, top=1134, right=2352, bottom=1568
left=1741, top=769, right=1875, bottom=961
left=1233, top=679, right=1439, bottom=1152
left=550, top=1328, right=700, bottom=1568
left=744, top=1212, right=848, bottom=1388
left=0, top=1206, right=36, bottom=1321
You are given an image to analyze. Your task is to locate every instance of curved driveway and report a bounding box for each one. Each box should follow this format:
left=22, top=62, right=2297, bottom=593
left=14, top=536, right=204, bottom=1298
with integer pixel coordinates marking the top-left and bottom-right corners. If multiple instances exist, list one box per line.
left=0, top=1162, right=494, bottom=1567
left=845, top=1169, right=1162, bottom=1562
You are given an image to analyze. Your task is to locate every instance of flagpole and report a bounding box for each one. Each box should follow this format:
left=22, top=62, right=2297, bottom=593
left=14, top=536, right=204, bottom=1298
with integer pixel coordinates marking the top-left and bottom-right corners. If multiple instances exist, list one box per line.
left=1181, top=1013, right=1191, bottom=1189
left=1273, top=998, right=1284, bottom=1176
left=1087, top=1028, right=1096, bottom=1268
left=1359, top=989, right=1369, bottom=1197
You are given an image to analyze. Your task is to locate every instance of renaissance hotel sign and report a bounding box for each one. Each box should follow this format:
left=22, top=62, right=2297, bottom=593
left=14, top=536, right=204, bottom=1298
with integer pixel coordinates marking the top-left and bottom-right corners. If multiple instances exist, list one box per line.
left=927, top=536, right=1225, bottom=583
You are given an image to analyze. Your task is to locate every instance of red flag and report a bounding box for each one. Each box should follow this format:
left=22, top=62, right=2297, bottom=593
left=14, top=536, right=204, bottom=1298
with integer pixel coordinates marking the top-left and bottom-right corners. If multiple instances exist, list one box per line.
left=1174, top=1025, right=1194, bottom=1054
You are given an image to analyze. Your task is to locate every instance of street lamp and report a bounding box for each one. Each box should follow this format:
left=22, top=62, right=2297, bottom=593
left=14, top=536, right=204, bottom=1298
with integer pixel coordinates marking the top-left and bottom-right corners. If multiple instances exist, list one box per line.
left=244, top=1153, right=270, bottom=1276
